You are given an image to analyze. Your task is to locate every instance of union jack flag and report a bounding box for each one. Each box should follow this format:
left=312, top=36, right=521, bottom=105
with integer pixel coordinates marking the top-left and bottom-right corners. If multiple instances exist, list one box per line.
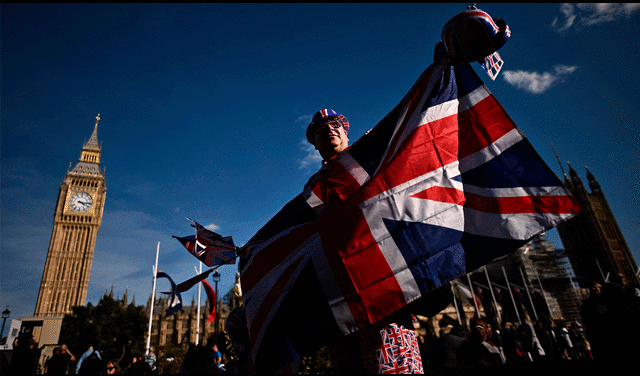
left=481, top=52, right=504, bottom=81
left=240, top=61, right=580, bottom=372
left=373, top=324, right=423, bottom=374
left=173, top=218, right=237, bottom=267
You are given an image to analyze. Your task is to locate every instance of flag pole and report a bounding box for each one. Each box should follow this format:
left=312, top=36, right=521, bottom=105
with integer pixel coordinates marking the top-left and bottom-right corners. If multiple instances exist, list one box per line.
left=484, top=266, right=501, bottom=325
left=466, top=274, right=480, bottom=316
left=195, top=263, right=202, bottom=345
left=451, top=282, right=462, bottom=325
left=146, top=242, right=160, bottom=355
left=519, top=267, right=538, bottom=322
left=569, top=275, right=582, bottom=302
left=502, top=266, right=521, bottom=324
left=533, top=267, right=552, bottom=318
left=595, top=259, right=607, bottom=282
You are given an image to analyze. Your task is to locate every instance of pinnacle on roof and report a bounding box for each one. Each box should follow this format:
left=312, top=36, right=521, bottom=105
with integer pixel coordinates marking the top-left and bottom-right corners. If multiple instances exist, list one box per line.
left=83, top=113, right=101, bottom=151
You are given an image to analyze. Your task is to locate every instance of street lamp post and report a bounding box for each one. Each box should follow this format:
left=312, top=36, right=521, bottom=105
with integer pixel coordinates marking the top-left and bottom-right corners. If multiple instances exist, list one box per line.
left=212, top=270, right=221, bottom=336
left=1, top=306, right=10, bottom=343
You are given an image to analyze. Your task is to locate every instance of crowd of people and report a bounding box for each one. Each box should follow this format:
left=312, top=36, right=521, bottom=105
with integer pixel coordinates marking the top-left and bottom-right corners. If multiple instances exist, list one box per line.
left=7, top=271, right=639, bottom=374
left=40, top=344, right=156, bottom=374
left=418, top=273, right=640, bottom=372
left=420, top=316, right=592, bottom=371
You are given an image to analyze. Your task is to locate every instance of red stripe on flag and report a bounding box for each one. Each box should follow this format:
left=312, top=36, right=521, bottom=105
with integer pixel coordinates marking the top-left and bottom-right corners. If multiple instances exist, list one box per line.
left=457, top=94, right=516, bottom=160
left=411, top=186, right=466, bottom=206
left=464, top=192, right=582, bottom=214
left=412, top=186, right=581, bottom=214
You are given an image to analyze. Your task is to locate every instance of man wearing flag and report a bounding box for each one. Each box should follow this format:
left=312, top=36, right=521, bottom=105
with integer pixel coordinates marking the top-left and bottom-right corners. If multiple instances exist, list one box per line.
left=304, top=108, right=432, bottom=373
left=237, top=6, right=580, bottom=374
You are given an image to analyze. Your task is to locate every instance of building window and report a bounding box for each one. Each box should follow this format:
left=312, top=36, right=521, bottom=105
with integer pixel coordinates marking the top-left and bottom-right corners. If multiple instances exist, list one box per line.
left=166, top=322, right=173, bottom=330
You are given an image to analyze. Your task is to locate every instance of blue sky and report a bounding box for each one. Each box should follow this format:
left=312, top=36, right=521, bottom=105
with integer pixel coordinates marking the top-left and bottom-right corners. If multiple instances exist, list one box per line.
left=2, top=3, right=639, bottom=335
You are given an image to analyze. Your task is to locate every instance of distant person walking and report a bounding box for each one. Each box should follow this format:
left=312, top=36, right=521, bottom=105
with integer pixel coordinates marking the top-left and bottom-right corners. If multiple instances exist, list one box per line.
left=45, top=344, right=76, bottom=374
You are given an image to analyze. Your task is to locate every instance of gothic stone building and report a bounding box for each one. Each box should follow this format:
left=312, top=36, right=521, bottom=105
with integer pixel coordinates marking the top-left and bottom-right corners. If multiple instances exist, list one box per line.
left=34, top=114, right=107, bottom=318
left=557, top=164, right=638, bottom=286
left=146, top=284, right=241, bottom=348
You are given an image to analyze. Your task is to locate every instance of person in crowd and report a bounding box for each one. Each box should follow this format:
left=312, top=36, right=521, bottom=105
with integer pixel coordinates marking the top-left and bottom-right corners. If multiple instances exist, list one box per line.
left=179, top=343, right=220, bottom=374
left=594, top=273, right=640, bottom=364
left=106, top=359, right=122, bottom=374
left=76, top=344, right=103, bottom=374
left=457, top=316, right=503, bottom=368
left=580, top=281, right=607, bottom=359
left=487, top=329, right=506, bottom=364
left=123, top=354, right=151, bottom=374
left=211, top=343, right=222, bottom=368
left=45, top=344, right=76, bottom=374
left=517, top=317, right=545, bottom=362
left=535, top=317, right=559, bottom=361
left=9, top=326, right=36, bottom=373
left=557, top=322, right=575, bottom=359
left=499, top=322, right=522, bottom=363
left=143, top=346, right=157, bottom=373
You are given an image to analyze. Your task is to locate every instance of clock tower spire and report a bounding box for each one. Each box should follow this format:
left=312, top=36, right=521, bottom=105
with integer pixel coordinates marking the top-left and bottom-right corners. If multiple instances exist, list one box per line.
left=34, top=114, right=107, bottom=317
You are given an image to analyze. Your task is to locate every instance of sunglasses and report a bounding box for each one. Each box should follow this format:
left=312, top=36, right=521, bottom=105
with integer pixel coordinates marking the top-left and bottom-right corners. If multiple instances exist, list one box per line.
left=312, top=121, right=342, bottom=134
left=107, top=367, right=115, bottom=371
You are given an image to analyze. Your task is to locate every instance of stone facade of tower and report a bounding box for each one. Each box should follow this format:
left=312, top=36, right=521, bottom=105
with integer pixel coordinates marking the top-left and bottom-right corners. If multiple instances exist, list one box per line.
left=34, top=115, right=107, bottom=317
left=557, top=164, right=638, bottom=286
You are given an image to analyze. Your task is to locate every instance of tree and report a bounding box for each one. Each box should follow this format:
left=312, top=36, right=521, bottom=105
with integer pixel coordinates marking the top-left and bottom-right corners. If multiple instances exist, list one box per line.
left=59, top=293, right=148, bottom=362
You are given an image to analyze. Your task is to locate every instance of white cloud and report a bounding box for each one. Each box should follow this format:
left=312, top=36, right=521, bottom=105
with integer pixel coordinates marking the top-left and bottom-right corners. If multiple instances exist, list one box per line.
left=552, top=3, right=577, bottom=33
left=502, top=65, right=580, bottom=94
left=297, top=139, right=322, bottom=170
left=296, top=114, right=312, bottom=124
left=552, top=3, right=640, bottom=32
left=205, top=223, right=220, bottom=231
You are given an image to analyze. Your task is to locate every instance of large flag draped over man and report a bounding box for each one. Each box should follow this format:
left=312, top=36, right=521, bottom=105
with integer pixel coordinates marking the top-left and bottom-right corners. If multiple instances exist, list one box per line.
left=238, top=7, right=581, bottom=373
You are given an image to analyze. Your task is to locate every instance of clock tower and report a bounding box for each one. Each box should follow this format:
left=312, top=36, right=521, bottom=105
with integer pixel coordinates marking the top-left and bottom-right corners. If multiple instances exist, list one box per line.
left=34, top=114, right=107, bottom=317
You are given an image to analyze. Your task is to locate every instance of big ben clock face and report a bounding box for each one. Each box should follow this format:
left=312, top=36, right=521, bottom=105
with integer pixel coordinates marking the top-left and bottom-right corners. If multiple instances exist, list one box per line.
left=69, top=192, right=93, bottom=212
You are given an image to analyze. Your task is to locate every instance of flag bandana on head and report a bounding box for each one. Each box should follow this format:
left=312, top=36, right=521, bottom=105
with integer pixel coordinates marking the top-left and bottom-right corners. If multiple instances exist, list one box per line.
left=239, top=7, right=580, bottom=373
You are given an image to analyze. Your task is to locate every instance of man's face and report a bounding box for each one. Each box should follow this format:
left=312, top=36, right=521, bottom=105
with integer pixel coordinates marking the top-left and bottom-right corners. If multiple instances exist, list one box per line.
left=312, top=119, right=349, bottom=160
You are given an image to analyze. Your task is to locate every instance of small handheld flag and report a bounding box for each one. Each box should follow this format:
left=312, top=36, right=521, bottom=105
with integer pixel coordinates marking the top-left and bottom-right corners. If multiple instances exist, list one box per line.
left=173, top=218, right=237, bottom=267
